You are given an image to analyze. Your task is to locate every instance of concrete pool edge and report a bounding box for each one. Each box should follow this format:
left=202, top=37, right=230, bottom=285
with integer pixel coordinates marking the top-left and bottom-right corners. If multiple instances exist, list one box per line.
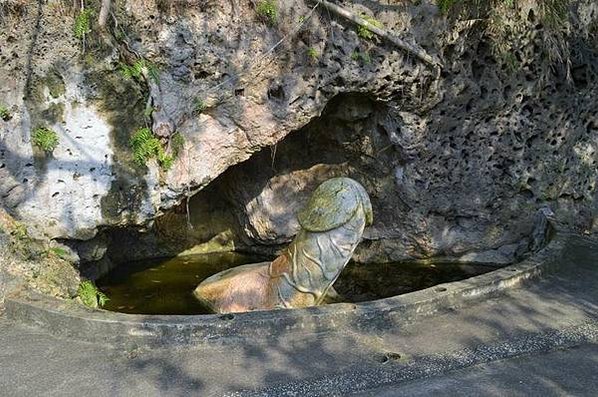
left=4, top=234, right=569, bottom=347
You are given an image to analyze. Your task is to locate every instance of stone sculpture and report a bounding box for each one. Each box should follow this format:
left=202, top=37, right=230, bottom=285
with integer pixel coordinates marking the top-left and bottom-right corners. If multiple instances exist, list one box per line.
left=193, top=177, right=373, bottom=313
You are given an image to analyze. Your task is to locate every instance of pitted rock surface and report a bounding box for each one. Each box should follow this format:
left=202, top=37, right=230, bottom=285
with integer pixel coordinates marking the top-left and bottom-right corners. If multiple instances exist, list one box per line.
left=0, top=1, right=596, bottom=266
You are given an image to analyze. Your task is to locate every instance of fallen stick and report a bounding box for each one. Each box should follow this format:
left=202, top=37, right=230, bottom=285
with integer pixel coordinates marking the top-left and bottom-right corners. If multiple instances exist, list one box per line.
left=310, top=0, right=442, bottom=68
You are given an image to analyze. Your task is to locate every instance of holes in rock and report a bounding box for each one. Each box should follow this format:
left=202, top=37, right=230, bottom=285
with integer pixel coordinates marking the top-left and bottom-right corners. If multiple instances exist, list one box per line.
left=194, top=70, right=210, bottom=80
left=267, top=84, right=285, bottom=101
left=378, top=352, right=402, bottom=364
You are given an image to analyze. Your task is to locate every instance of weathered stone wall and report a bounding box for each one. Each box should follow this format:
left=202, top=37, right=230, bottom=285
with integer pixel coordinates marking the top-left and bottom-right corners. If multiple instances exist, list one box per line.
left=0, top=0, right=596, bottom=268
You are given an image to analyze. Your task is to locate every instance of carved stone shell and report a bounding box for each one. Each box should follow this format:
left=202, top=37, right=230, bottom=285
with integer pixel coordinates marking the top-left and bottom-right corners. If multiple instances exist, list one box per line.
left=297, top=177, right=373, bottom=232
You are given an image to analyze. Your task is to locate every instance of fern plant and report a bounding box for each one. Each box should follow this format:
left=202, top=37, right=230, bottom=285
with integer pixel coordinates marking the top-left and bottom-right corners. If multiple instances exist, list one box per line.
left=32, top=127, right=59, bottom=153
left=130, top=127, right=162, bottom=166
left=78, top=280, right=109, bottom=309
left=74, top=9, right=93, bottom=39
left=130, top=127, right=176, bottom=170
left=120, top=59, right=160, bottom=83
left=256, top=0, right=278, bottom=25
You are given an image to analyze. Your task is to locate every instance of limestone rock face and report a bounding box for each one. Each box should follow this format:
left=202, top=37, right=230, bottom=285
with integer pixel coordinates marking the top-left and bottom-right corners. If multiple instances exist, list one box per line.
left=0, top=1, right=596, bottom=266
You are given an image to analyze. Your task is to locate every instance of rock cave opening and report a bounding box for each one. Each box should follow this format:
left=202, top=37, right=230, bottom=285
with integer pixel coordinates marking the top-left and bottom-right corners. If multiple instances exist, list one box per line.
left=77, top=92, right=506, bottom=315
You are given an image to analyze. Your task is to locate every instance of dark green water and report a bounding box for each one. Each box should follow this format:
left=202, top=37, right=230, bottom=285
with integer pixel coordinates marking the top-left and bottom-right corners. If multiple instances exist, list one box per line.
left=97, top=252, right=267, bottom=315
left=97, top=252, right=499, bottom=315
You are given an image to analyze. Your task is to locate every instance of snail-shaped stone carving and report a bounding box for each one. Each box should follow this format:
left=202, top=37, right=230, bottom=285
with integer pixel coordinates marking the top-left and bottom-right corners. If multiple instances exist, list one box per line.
left=193, top=177, right=373, bottom=313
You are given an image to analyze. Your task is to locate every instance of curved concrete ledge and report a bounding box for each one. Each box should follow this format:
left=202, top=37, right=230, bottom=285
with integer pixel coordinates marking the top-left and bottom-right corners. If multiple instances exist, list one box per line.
left=4, top=234, right=569, bottom=347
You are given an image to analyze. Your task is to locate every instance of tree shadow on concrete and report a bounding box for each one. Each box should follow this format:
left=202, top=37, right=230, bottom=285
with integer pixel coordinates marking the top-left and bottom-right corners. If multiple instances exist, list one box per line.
left=97, top=235, right=597, bottom=396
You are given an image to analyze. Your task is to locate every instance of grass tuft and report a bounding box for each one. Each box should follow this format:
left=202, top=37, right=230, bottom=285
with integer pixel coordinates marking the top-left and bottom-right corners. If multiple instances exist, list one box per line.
left=436, top=0, right=572, bottom=72
left=48, top=247, right=69, bottom=260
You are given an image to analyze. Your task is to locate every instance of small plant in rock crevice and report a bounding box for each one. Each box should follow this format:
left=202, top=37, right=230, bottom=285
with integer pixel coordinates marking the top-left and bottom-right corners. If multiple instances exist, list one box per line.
left=357, top=14, right=383, bottom=40
left=77, top=280, right=109, bottom=309
left=130, top=127, right=178, bottom=170
left=74, top=8, right=93, bottom=39
left=120, top=59, right=160, bottom=83
left=32, top=127, right=59, bottom=153
left=130, top=127, right=162, bottom=166
left=193, top=97, right=206, bottom=115
left=7, top=222, right=42, bottom=259
left=256, top=0, right=278, bottom=26
left=0, top=105, right=10, bottom=121
left=11, top=223, right=28, bottom=242
left=143, top=106, right=156, bottom=119
left=307, top=47, right=319, bottom=61
left=351, top=50, right=372, bottom=64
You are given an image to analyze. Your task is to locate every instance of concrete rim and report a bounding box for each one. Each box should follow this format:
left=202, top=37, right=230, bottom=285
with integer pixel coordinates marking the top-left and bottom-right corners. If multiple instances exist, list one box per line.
left=4, top=234, right=569, bottom=347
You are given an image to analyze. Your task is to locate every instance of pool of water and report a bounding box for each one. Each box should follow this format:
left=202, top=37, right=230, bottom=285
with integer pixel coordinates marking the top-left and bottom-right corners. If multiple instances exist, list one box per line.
left=97, top=252, right=501, bottom=315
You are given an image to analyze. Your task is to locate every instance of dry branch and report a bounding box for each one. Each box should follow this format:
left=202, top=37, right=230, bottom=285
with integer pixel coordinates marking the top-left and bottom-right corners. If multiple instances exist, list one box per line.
left=310, top=0, right=442, bottom=68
